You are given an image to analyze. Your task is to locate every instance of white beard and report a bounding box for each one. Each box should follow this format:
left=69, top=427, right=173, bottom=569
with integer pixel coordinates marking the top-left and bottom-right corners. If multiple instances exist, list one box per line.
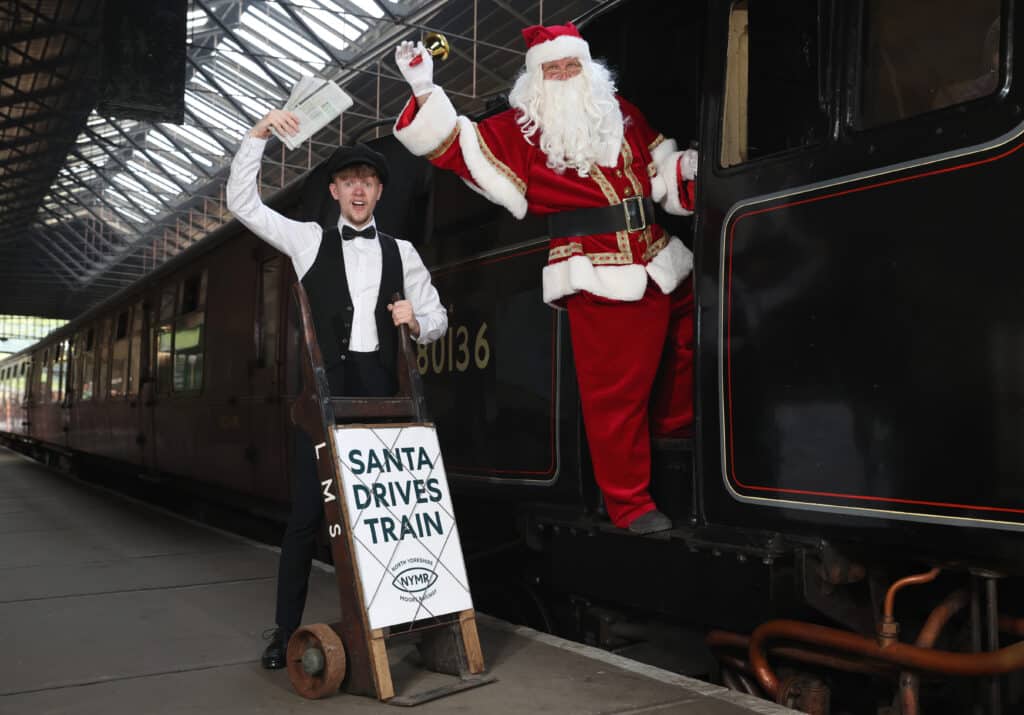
left=508, top=60, right=624, bottom=176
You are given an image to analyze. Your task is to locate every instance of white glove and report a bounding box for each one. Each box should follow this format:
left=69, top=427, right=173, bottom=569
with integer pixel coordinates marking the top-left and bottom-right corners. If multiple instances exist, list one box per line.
left=679, top=148, right=699, bottom=181
left=395, top=40, right=435, bottom=96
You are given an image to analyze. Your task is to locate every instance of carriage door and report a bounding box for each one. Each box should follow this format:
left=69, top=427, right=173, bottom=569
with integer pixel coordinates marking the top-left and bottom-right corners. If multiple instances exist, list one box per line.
left=697, top=0, right=837, bottom=523
left=127, top=301, right=147, bottom=467
left=248, top=253, right=285, bottom=501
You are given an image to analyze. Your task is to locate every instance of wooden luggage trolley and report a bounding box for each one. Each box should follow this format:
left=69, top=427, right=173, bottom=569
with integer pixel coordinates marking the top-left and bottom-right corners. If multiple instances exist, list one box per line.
left=287, top=284, right=494, bottom=705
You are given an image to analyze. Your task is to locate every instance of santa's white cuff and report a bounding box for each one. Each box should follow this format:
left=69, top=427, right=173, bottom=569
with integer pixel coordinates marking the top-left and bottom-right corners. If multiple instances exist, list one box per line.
left=392, top=87, right=457, bottom=157
left=657, top=149, right=694, bottom=216
left=456, top=116, right=528, bottom=219
left=645, top=237, right=693, bottom=294
left=650, top=137, right=678, bottom=167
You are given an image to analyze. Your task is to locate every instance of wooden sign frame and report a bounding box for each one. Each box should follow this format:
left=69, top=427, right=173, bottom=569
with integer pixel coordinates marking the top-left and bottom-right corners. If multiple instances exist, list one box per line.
left=288, top=283, right=491, bottom=703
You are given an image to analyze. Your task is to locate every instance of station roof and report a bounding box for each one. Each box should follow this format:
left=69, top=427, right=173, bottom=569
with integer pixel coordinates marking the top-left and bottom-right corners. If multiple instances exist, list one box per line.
left=0, top=0, right=613, bottom=320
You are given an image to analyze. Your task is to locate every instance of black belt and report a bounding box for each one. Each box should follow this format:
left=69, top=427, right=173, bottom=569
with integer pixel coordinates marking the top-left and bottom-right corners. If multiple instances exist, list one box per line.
left=547, top=196, right=656, bottom=239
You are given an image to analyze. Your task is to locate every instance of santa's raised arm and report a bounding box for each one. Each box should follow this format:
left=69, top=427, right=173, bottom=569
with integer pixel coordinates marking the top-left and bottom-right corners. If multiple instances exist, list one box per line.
left=391, top=22, right=699, bottom=536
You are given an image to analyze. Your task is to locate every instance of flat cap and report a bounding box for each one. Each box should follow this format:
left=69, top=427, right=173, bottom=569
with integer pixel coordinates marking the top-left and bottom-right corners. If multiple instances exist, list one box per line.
left=325, top=143, right=390, bottom=185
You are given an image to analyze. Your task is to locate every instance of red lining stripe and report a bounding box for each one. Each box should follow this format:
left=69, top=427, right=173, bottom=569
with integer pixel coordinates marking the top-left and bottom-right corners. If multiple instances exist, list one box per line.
left=433, top=243, right=558, bottom=478
left=724, top=139, right=1024, bottom=516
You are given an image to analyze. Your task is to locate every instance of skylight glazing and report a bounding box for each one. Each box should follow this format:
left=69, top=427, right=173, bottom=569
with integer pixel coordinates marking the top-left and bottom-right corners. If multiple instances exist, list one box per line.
left=45, top=0, right=422, bottom=285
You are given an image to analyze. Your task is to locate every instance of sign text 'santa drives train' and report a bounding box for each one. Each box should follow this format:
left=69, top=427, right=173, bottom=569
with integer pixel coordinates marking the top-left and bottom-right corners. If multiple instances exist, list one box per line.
left=4, top=1, right=1024, bottom=712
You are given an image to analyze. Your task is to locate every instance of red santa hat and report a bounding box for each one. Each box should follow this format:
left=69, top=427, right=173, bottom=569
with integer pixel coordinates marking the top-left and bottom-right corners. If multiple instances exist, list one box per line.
left=522, top=22, right=591, bottom=71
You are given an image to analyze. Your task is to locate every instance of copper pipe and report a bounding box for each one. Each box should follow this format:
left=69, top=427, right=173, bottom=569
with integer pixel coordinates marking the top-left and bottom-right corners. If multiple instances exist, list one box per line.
left=708, top=630, right=895, bottom=677
left=719, top=654, right=754, bottom=675
left=998, top=615, right=1024, bottom=638
left=707, top=630, right=749, bottom=651
left=884, top=567, right=941, bottom=621
left=898, top=672, right=920, bottom=715
left=749, top=619, right=1024, bottom=700
left=899, top=589, right=970, bottom=715
left=916, top=589, right=970, bottom=647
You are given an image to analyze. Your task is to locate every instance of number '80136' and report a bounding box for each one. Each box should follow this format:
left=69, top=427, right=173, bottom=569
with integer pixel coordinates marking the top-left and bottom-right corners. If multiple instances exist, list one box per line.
left=417, top=322, right=490, bottom=375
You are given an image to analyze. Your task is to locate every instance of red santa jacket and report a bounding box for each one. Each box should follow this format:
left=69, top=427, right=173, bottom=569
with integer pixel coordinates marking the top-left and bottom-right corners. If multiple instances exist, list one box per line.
left=394, top=89, right=696, bottom=305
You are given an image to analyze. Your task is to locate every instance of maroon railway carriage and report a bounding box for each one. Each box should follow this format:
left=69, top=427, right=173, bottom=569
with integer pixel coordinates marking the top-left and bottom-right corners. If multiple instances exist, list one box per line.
left=0, top=190, right=293, bottom=505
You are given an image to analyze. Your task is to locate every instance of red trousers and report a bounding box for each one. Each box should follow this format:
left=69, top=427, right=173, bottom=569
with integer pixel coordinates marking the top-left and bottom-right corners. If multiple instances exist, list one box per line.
left=565, top=279, right=694, bottom=527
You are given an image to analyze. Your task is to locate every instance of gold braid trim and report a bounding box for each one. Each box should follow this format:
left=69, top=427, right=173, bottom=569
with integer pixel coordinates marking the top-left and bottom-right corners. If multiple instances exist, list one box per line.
left=426, top=125, right=461, bottom=160
left=587, top=147, right=632, bottom=262
left=649, top=134, right=666, bottom=152
left=642, top=234, right=669, bottom=262
left=548, top=243, right=584, bottom=261
left=473, top=124, right=526, bottom=195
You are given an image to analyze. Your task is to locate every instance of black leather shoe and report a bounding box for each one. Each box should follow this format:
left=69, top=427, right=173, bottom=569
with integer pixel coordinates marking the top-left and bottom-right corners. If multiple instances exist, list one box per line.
left=627, top=509, right=672, bottom=535
left=261, top=627, right=291, bottom=670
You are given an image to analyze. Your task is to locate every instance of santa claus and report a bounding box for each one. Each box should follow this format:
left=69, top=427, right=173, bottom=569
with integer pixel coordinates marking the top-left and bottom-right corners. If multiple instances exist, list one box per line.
left=393, top=22, right=698, bottom=535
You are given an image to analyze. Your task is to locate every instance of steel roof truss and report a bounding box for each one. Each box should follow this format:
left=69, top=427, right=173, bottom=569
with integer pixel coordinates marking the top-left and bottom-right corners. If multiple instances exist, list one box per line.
left=148, top=124, right=214, bottom=179
left=194, top=0, right=292, bottom=96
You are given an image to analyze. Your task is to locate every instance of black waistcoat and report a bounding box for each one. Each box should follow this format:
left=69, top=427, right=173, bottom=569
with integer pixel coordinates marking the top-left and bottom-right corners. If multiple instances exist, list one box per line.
left=300, top=226, right=403, bottom=380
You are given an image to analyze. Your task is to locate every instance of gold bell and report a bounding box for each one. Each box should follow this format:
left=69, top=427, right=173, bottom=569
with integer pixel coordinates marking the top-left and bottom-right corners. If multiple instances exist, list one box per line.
left=423, top=32, right=450, bottom=61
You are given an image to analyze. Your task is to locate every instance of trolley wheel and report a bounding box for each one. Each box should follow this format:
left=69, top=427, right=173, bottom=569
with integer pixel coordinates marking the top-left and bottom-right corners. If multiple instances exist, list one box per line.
left=286, top=623, right=346, bottom=699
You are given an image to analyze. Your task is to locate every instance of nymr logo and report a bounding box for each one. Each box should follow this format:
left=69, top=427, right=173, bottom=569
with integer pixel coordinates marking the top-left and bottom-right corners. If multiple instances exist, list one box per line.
left=388, top=557, right=440, bottom=603
left=392, top=567, right=438, bottom=593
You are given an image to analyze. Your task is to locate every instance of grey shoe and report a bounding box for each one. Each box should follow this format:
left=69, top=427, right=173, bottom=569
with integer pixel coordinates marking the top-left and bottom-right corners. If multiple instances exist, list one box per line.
left=627, top=509, right=672, bottom=535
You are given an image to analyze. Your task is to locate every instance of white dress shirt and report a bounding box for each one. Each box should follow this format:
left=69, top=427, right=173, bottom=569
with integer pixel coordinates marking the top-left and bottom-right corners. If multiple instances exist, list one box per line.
left=226, top=135, right=447, bottom=350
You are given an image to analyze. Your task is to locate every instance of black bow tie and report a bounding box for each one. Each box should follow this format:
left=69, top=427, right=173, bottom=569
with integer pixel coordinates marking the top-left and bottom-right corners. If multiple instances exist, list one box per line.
left=341, top=225, right=376, bottom=241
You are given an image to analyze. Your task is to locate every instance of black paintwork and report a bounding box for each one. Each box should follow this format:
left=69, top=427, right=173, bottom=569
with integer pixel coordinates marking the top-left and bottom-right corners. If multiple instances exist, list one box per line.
left=696, top=0, right=1024, bottom=569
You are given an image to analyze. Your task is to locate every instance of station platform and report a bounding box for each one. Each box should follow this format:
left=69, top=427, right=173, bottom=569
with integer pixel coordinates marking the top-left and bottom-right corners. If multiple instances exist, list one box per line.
left=0, top=447, right=794, bottom=715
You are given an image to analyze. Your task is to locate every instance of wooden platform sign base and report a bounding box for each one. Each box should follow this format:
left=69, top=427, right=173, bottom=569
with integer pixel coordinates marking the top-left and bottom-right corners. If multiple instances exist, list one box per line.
left=287, top=284, right=493, bottom=705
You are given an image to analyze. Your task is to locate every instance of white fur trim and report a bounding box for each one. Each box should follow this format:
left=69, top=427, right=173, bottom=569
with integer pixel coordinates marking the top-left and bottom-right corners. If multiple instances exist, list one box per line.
left=392, top=88, right=457, bottom=157
left=542, top=257, right=649, bottom=306
left=656, top=149, right=693, bottom=216
left=645, top=237, right=693, bottom=294
left=456, top=115, right=528, bottom=219
left=650, top=137, right=678, bottom=167
left=525, top=36, right=591, bottom=71
left=650, top=173, right=667, bottom=203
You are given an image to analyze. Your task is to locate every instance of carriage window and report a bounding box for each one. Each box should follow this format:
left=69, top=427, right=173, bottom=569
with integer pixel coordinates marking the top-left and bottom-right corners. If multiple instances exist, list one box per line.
left=156, top=285, right=176, bottom=393
left=156, top=324, right=173, bottom=393
left=39, top=350, right=51, bottom=403
left=110, top=309, right=131, bottom=398
left=159, top=285, right=177, bottom=322
left=257, top=258, right=282, bottom=368
left=173, top=270, right=206, bottom=392
left=128, top=302, right=144, bottom=396
left=858, top=0, right=1002, bottom=127
left=179, top=272, right=206, bottom=315
left=16, top=362, right=27, bottom=402
left=720, top=0, right=828, bottom=167
left=51, top=341, right=67, bottom=403
left=97, top=318, right=112, bottom=400
left=80, top=329, right=95, bottom=401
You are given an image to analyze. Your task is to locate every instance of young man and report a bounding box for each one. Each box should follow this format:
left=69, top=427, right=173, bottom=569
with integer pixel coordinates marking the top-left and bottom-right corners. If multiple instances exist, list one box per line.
left=226, top=109, right=448, bottom=669
left=392, top=23, right=698, bottom=535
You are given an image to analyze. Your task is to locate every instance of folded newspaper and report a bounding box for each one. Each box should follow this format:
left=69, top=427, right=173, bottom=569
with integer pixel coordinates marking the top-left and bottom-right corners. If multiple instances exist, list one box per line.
left=271, top=76, right=354, bottom=150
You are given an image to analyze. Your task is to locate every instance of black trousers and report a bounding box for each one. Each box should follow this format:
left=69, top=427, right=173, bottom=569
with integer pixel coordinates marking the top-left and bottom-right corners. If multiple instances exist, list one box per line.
left=275, top=351, right=396, bottom=633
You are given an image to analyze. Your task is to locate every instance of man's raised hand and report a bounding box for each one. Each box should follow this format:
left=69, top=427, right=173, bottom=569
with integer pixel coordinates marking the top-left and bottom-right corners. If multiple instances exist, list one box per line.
left=395, top=41, right=434, bottom=97
left=250, top=109, right=300, bottom=140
